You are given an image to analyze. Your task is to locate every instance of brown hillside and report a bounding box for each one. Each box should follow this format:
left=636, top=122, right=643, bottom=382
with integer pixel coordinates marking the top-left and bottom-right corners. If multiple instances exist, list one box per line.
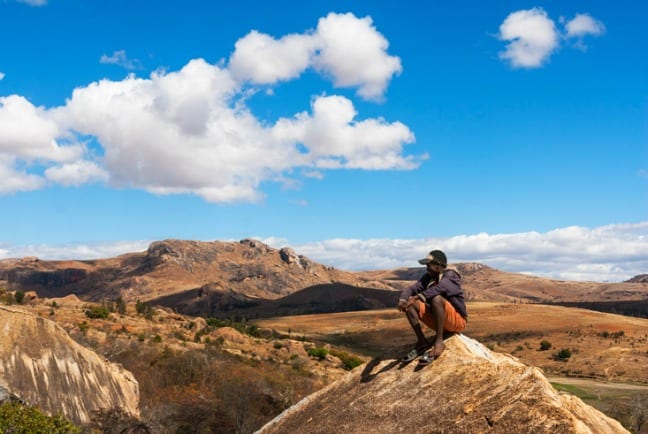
left=0, top=239, right=391, bottom=304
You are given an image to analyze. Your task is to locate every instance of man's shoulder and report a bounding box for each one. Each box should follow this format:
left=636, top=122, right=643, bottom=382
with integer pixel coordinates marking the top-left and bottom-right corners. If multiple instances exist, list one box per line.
left=443, top=267, right=461, bottom=279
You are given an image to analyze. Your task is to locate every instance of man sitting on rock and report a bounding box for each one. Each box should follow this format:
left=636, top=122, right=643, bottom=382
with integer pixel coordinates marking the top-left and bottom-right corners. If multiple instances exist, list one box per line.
left=397, top=249, right=468, bottom=365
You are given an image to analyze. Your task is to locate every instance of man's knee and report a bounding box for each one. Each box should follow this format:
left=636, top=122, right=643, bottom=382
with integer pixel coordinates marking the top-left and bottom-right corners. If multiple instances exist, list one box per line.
left=430, top=295, right=444, bottom=309
left=406, top=299, right=422, bottom=316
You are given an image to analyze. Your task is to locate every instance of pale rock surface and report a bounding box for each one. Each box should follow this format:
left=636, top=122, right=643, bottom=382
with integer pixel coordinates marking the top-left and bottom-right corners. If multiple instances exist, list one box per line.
left=0, top=306, right=140, bottom=426
left=258, top=334, right=628, bottom=434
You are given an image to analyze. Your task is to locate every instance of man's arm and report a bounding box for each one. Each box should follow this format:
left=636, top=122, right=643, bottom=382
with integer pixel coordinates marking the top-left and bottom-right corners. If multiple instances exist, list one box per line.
left=398, top=279, right=425, bottom=310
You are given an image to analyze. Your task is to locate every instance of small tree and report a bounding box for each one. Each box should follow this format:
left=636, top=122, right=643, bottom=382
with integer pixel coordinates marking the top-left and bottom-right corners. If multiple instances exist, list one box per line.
left=555, top=348, right=572, bottom=361
left=539, top=340, right=552, bottom=351
left=135, top=300, right=153, bottom=320
left=14, top=291, right=25, bottom=304
left=116, top=297, right=127, bottom=315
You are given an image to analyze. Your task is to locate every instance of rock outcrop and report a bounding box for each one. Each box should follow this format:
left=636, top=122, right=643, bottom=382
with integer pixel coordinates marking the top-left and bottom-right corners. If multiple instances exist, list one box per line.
left=625, top=274, right=648, bottom=283
left=0, top=306, right=140, bottom=426
left=258, top=335, right=628, bottom=434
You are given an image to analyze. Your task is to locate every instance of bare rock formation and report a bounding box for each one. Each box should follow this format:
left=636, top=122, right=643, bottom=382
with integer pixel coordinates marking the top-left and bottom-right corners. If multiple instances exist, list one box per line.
left=0, top=306, right=140, bottom=426
left=258, top=334, right=628, bottom=434
left=625, top=274, right=648, bottom=283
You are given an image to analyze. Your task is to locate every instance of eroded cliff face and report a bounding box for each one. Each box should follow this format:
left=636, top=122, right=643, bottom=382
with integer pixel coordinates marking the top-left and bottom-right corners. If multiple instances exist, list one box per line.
left=0, top=306, right=139, bottom=426
left=258, top=334, right=628, bottom=434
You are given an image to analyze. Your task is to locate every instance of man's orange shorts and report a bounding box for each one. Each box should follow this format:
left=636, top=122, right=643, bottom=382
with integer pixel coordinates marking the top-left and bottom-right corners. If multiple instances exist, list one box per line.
left=417, top=298, right=466, bottom=333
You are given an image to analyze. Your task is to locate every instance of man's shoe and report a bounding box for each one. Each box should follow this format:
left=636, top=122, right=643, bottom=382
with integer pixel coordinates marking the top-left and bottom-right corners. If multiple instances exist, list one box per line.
left=402, top=347, right=425, bottom=362
left=417, top=350, right=435, bottom=366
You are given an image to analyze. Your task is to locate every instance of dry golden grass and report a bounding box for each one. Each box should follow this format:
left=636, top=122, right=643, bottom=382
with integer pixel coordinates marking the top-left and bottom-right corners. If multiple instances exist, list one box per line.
left=254, top=302, right=648, bottom=385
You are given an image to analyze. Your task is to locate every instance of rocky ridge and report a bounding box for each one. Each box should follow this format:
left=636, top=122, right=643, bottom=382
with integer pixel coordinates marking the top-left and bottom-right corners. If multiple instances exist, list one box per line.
left=258, top=334, right=629, bottom=434
left=0, top=239, right=390, bottom=305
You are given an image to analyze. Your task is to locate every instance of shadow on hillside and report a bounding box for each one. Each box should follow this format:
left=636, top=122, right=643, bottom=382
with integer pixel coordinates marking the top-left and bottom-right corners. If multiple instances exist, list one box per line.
left=360, top=358, right=402, bottom=383
left=548, top=299, right=648, bottom=319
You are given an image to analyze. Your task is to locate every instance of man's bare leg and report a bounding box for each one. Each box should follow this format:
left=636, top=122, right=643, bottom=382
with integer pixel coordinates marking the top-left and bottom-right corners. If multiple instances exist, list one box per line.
left=430, top=295, right=446, bottom=357
left=405, top=299, right=429, bottom=349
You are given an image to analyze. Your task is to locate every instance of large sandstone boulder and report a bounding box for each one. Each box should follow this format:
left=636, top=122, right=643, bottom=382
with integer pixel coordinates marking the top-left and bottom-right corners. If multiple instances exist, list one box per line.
left=0, top=306, right=140, bottom=426
left=258, top=334, right=628, bottom=434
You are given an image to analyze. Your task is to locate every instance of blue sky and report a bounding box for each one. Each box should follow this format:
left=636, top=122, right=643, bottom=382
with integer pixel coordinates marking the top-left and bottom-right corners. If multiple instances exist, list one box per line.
left=0, top=0, right=646, bottom=281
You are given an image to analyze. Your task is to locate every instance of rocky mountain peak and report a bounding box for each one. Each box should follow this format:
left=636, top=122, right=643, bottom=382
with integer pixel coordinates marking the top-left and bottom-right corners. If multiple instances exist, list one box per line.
left=258, top=334, right=628, bottom=434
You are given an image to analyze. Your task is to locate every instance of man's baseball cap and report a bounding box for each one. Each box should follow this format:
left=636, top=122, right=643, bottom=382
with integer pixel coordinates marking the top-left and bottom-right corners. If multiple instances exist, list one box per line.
left=418, top=250, right=447, bottom=267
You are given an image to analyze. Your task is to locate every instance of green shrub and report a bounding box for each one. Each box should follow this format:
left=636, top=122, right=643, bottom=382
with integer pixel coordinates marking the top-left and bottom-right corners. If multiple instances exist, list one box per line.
left=1, top=291, right=15, bottom=305
left=206, top=317, right=230, bottom=328
left=330, top=349, right=363, bottom=370
left=540, top=340, right=552, bottom=351
left=0, top=401, right=80, bottom=433
left=14, top=291, right=25, bottom=304
left=78, top=321, right=89, bottom=333
left=85, top=305, right=110, bottom=319
left=152, top=334, right=162, bottom=343
left=307, top=347, right=329, bottom=360
left=555, top=348, right=572, bottom=361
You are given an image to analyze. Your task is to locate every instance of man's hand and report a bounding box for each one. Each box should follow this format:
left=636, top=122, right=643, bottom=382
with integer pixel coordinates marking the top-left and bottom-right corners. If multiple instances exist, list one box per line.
left=398, top=296, right=418, bottom=312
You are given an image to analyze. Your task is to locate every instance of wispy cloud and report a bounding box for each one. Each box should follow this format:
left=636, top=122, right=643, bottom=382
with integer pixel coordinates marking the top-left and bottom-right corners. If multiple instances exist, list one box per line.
left=16, top=0, right=47, bottom=6
left=100, top=50, right=143, bottom=70
left=497, top=8, right=605, bottom=68
left=0, top=72, right=5, bottom=81
left=0, top=240, right=151, bottom=261
left=3, top=222, right=645, bottom=283
left=0, top=13, right=420, bottom=203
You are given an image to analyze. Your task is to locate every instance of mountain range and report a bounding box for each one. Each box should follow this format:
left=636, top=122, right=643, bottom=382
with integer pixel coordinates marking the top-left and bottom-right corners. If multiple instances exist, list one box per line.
left=1, top=238, right=646, bottom=319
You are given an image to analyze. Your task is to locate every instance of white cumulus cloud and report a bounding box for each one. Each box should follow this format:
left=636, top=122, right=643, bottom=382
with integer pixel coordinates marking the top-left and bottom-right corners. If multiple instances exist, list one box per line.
left=228, top=31, right=318, bottom=84
left=497, top=9, right=605, bottom=68
left=564, top=13, right=606, bottom=38
left=273, top=94, right=418, bottom=170
left=229, top=12, right=402, bottom=100
left=498, top=8, right=558, bottom=68
left=1, top=13, right=417, bottom=200
left=313, top=13, right=402, bottom=100
left=0, top=95, right=93, bottom=191
left=45, top=160, right=109, bottom=186
left=0, top=155, right=45, bottom=193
